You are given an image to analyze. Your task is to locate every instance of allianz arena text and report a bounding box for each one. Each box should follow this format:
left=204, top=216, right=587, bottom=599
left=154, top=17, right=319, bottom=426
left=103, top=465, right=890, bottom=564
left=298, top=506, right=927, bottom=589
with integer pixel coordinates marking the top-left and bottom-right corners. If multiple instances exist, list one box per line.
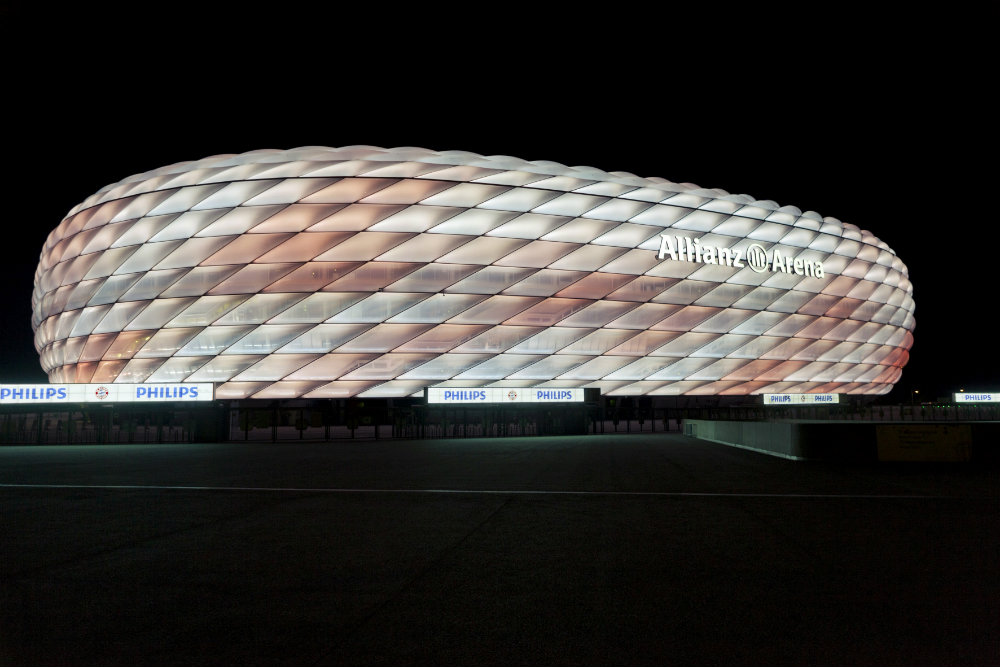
left=32, top=146, right=914, bottom=399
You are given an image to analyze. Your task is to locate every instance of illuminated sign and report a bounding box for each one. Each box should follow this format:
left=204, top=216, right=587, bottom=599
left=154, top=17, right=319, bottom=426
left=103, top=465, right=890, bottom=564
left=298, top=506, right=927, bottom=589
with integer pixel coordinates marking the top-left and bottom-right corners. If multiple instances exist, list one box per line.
left=953, top=392, right=999, bottom=403
left=763, top=393, right=840, bottom=405
left=426, top=387, right=584, bottom=404
left=0, top=383, right=214, bottom=404
left=657, top=235, right=825, bottom=278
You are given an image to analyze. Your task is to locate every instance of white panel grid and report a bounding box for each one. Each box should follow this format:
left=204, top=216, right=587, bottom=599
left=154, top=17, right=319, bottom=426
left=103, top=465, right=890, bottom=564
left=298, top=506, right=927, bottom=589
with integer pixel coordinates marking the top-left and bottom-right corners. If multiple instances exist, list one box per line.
left=33, top=147, right=914, bottom=396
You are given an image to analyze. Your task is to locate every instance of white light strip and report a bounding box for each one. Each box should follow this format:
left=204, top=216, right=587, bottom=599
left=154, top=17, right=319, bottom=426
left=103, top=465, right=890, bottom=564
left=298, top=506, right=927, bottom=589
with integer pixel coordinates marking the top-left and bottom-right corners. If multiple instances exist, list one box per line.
left=0, top=383, right=214, bottom=404
left=426, top=387, right=584, bottom=404
left=762, top=393, right=840, bottom=405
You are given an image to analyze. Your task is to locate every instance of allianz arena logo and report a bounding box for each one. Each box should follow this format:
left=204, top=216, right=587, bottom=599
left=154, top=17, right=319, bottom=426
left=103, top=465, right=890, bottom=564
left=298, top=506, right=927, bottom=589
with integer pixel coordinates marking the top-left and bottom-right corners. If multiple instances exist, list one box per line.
left=656, top=234, right=825, bottom=278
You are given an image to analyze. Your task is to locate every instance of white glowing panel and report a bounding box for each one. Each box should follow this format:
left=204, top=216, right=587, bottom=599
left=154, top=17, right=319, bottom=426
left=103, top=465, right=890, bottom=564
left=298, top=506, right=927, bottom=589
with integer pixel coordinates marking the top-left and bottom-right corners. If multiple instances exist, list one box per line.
left=33, top=146, right=915, bottom=397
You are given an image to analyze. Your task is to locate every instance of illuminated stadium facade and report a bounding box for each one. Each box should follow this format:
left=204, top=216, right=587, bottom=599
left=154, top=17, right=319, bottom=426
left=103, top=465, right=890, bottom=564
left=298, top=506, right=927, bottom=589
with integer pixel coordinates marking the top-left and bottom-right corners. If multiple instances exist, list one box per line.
left=32, top=146, right=915, bottom=400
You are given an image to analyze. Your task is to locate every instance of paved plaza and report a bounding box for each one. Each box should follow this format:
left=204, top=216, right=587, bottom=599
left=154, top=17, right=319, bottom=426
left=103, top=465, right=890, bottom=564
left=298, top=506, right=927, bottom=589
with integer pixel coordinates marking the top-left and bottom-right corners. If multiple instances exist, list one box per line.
left=1, top=434, right=997, bottom=666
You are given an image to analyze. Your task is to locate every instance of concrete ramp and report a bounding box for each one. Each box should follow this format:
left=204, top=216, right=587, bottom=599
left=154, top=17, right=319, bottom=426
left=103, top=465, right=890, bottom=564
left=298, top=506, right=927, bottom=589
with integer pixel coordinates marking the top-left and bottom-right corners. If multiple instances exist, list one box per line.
left=683, top=419, right=999, bottom=461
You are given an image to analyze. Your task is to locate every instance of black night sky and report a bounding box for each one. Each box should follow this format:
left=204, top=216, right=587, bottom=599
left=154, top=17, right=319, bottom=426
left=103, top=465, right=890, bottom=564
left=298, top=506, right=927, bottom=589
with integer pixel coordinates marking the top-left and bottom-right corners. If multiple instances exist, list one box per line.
left=2, top=7, right=993, bottom=400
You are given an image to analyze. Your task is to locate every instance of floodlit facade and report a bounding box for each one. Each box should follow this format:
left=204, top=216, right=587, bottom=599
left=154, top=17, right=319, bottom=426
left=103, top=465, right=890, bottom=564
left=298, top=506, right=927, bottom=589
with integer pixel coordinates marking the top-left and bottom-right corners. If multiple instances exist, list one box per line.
left=32, top=146, right=915, bottom=399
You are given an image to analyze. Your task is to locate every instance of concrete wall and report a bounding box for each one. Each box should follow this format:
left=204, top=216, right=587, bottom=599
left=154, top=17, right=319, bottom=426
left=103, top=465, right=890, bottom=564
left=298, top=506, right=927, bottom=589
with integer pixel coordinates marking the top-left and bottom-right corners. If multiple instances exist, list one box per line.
left=683, top=420, right=1000, bottom=462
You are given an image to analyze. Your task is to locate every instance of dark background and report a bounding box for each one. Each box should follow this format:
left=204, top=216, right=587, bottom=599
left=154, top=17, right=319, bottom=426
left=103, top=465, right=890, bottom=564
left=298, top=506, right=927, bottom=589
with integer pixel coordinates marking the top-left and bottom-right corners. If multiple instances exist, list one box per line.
left=1, top=6, right=992, bottom=400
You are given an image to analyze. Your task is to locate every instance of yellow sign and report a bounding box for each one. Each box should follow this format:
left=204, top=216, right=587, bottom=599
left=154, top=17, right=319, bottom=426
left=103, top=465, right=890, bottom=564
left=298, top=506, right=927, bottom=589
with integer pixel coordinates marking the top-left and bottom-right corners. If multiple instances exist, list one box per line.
left=876, top=425, right=972, bottom=462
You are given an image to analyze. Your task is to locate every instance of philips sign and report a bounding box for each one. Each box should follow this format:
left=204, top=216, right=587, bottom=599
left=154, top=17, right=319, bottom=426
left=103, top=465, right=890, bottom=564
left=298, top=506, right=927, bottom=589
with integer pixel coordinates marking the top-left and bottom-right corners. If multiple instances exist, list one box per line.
left=763, top=393, right=840, bottom=405
left=134, top=385, right=204, bottom=400
left=954, top=392, right=998, bottom=403
left=0, top=386, right=71, bottom=402
left=427, top=387, right=583, bottom=404
left=0, top=383, right=214, bottom=404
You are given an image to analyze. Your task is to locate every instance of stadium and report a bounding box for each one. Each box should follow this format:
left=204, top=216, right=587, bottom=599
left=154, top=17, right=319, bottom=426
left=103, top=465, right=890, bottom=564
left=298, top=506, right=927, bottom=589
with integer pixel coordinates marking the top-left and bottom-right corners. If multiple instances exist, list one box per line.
left=31, top=146, right=914, bottom=402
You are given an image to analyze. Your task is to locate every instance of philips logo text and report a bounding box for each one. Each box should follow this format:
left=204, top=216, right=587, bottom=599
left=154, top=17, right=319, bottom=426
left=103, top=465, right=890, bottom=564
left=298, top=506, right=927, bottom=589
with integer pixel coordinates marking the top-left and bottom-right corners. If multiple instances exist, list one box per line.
left=136, top=386, right=199, bottom=399
left=534, top=390, right=574, bottom=400
left=442, top=390, right=486, bottom=401
left=0, top=386, right=68, bottom=401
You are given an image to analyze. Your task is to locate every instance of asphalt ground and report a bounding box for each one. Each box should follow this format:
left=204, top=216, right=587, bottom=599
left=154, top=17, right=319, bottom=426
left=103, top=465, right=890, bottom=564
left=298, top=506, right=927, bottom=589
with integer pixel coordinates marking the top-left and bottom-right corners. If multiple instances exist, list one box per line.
left=1, top=434, right=997, bottom=666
